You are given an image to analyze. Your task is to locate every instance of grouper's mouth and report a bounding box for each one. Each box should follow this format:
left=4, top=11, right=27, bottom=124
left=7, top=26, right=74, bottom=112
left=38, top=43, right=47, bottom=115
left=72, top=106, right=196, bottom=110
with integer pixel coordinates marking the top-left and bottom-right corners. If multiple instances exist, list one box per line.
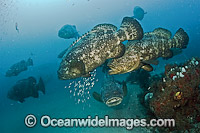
left=57, top=59, right=86, bottom=80
left=108, top=69, right=128, bottom=75
left=57, top=68, right=82, bottom=80
left=105, top=97, right=123, bottom=107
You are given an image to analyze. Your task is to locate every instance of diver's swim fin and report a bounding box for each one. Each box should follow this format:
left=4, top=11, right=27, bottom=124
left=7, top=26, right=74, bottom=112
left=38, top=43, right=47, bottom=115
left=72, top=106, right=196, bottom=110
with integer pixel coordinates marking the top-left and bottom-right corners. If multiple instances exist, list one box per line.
left=92, top=92, right=103, bottom=102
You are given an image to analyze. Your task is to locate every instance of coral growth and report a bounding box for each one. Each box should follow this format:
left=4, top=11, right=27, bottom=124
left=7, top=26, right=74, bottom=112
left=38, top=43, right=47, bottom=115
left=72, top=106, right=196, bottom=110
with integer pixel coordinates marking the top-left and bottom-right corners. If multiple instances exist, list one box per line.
left=148, top=57, right=200, bottom=130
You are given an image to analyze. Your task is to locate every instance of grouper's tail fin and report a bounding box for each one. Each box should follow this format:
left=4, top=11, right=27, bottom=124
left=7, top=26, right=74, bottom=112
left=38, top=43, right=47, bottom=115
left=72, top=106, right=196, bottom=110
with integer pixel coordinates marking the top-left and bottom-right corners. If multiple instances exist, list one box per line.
left=36, top=77, right=45, bottom=94
left=170, top=28, right=189, bottom=49
left=117, top=17, right=143, bottom=41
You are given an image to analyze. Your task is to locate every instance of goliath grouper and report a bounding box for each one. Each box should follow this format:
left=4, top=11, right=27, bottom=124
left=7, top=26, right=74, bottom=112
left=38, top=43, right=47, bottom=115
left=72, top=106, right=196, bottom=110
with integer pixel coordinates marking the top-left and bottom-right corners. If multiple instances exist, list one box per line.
left=7, top=77, right=45, bottom=103
left=6, top=58, right=33, bottom=77
left=58, top=24, right=80, bottom=39
left=92, top=75, right=127, bottom=107
left=57, top=17, right=143, bottom=80
left=108, top=28, right=189, bottom=74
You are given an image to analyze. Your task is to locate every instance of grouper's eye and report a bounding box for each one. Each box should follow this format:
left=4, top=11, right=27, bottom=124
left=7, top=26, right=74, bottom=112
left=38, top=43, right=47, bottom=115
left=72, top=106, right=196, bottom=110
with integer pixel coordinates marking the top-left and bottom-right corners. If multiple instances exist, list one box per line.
left=72, top=72, right=78, bottom=76
left=70, top=68, right=81, bottom=75
left=68, top=60, right=85, bottom=76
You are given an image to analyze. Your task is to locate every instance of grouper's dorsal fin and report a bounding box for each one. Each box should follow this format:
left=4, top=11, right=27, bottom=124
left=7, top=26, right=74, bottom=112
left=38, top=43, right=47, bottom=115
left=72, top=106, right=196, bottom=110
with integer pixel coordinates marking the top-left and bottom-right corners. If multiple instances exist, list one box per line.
left=92, top=24, right=117, bottom=33
left=92, top=92, right=103, bottom=103
left=62, top=24, right=117, bottom=58
left=153, top=28, right=172, bottom=39
left=62, top=31, right=90, bottom=58
left=144, top=28, right=172, bottom=39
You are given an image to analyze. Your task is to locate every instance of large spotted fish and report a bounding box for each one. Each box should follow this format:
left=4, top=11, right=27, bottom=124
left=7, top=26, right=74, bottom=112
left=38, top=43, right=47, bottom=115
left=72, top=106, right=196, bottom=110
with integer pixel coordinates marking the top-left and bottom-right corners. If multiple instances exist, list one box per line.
left=93, top=75, right=127, bottom=107
left=57, top=17, right=143, bottom=80
left=108, top=28, right=189, bottom=75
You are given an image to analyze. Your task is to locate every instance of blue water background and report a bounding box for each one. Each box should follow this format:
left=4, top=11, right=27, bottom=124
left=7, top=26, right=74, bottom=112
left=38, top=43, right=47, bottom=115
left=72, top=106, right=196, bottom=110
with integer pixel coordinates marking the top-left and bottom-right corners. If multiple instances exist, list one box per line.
left=0, top=0, right=200, bottom=132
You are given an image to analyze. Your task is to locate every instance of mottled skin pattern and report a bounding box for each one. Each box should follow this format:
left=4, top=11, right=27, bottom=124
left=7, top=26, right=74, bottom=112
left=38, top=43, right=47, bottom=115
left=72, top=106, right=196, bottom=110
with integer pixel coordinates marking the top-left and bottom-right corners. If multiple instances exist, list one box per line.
left=7, top=77, right=37, bottom=102
left=58, top=17, right=143, bottom=80
left=6, top=58, right=33, bottom=77
left=108, top=28, right=189, bottom=75
left=101, top=76, right=124, bottom=106
left=58, top=25, right=80, bottom=39
left=93, top=75, right=127, bottom=107
left=7, top=77, right=45, bottom=103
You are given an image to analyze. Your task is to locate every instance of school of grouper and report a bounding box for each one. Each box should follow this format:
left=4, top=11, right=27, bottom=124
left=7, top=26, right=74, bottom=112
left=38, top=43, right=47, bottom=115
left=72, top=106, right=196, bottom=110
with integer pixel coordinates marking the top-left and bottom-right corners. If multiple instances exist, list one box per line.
left=6, top=13, right=189, bottom=106
left=57, top=16, right=189, bottom=80
left=6, top=4, right=200, bottom=132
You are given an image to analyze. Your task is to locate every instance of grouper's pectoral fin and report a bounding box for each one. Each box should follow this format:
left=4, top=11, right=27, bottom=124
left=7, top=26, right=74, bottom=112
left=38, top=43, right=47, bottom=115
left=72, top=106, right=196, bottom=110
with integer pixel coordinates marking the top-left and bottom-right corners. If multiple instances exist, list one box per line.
left=141, top=64, right=153, bottom=72
left=142, top=59, right=159, bottom=65
left=162, top=48, right=182, bottom=60
left=19, top=99, right=25, bottom=103
left=57, top=48, right=69, bottom=58
left=122, top=81, right=127, bottom=97
left=109, top=43, right=125, bottom=59
left=108, top=55, right=140, bottom=75
left=32, top=90, right=39, bottom=98
left=162, top=49, right=173, bottom=60
left=126, top=56, right=141, bottom=73
left=92, top=92, right=103, bottom=103
left=115, top=80, right=127, bottom=96
left=82, top=73, right=91, bottom=78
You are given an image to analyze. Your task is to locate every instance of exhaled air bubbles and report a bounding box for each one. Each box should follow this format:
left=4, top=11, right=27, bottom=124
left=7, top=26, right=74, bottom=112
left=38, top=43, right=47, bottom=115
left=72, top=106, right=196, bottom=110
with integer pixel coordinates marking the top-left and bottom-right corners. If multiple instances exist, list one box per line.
left=64, top=69, right=98, bottom=105
left=0, top=0, right=18, bottom=36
